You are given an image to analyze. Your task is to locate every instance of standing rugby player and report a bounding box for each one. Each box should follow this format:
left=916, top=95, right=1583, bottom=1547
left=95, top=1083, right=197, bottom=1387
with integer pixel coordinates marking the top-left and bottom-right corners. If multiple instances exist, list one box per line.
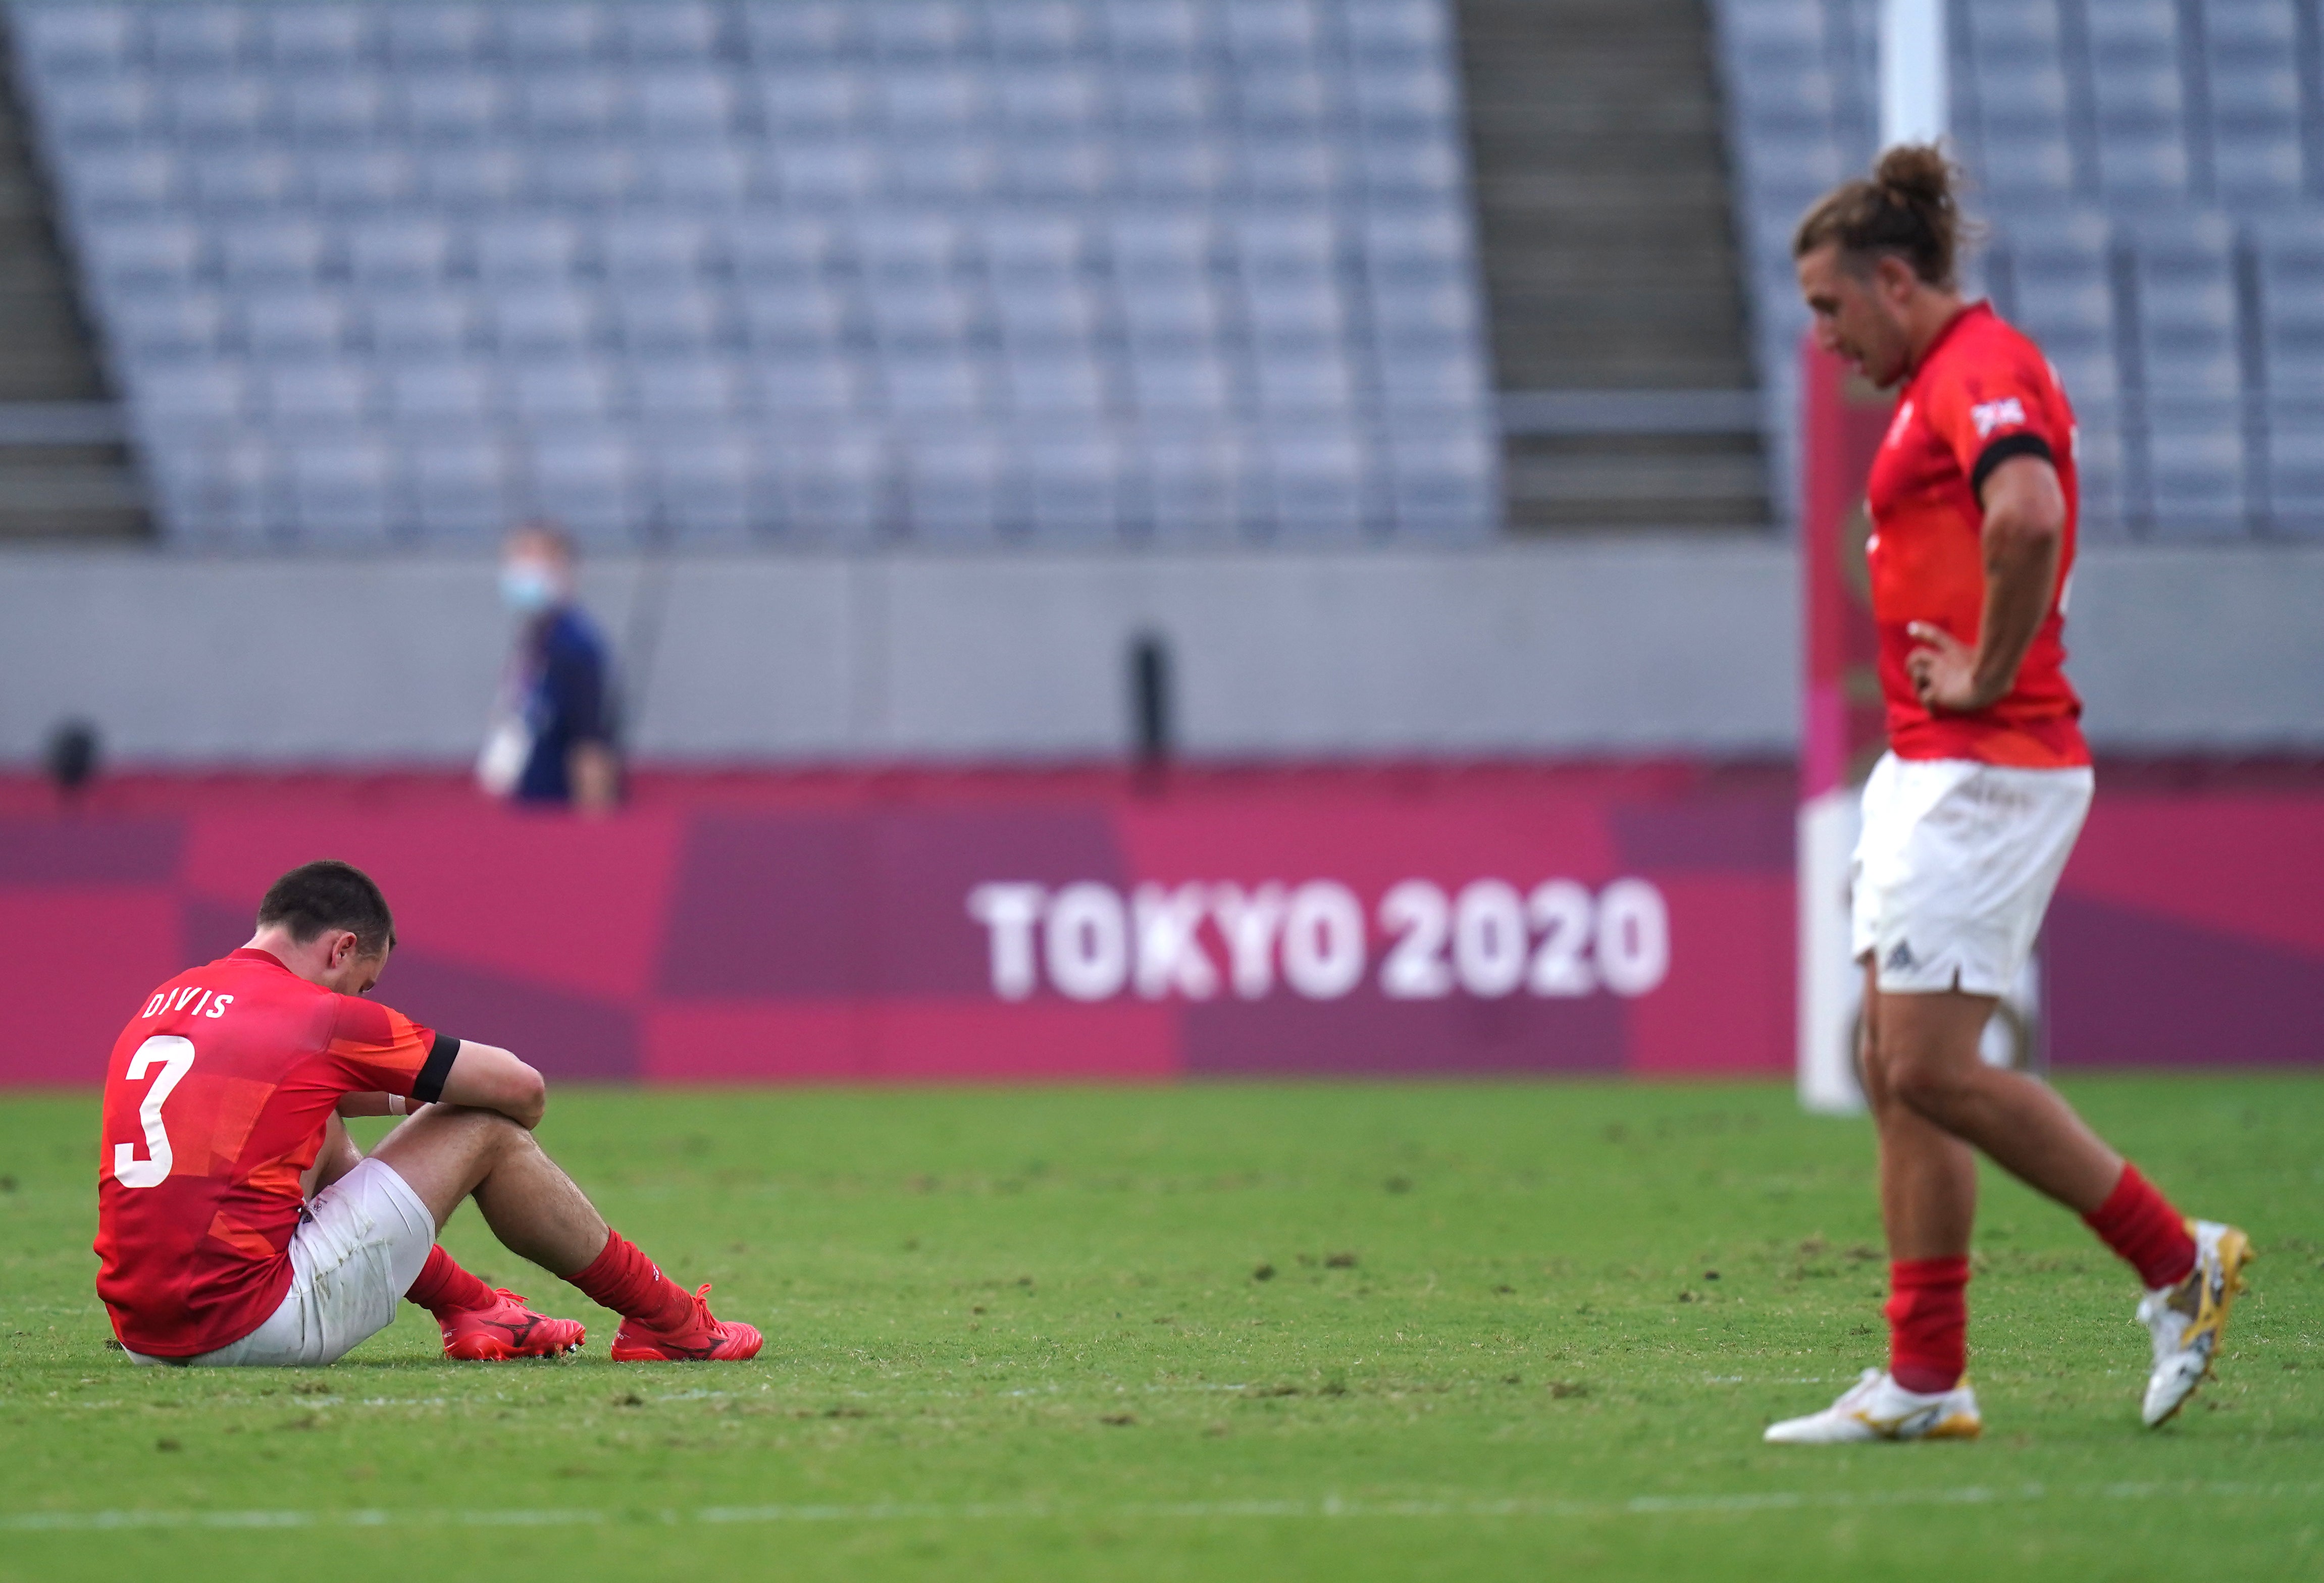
left=97, top=860, right=761, bottom=1366
left=1765, top=148, right=2249, bottom=1443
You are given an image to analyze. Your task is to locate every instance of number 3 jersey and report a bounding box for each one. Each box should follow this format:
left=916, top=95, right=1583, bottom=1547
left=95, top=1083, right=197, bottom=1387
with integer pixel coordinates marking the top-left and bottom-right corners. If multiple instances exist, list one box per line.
left=94, top=947, right=457, bottom=1357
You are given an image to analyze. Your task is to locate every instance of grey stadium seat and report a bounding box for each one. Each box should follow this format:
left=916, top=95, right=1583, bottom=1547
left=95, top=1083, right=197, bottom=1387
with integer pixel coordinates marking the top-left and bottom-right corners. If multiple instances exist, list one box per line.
left=519, top=427, right=648, bottom=543
left=133, top=361, right=251, bottom=427
left=259, top=6, right=373, bottom=71
left=652, top=429, right=761, bottom=542
left=283, top=79, right=393, bottom=145
left=1128, top=348, right=1234, bottom=418
left=2140, top=400, right=2248, bottom=538
left=284, top=438, right=399, bottom=544
left=110, top=289, right=229, bottom=361
left=2264, top=405, right=2324, bottom=533
left=749, top=354, right=863, bottom=417
left=1019, top=431, right=1126, bottom=540
left=256, top=360, right=375, bottom=428
left=739, top=282, right=846, bottom=351
left=63, top=148, right=180, bottom=215
left=505, top=356, right=620, bottom=423
left=1264, top=428, right=1370, bottom=540
left=16, top=0, right=1494, bottom=546
left=345, top=217, right=456, bottom=286
left=2129, top=218, right=2244, bottom=402
left=382, top=359, right=497, bottom=428
left=1006, top=350, right=1111, bottom=418
left=614, top=286, right=726, bottom=352
left=238, top=289, right=351, bottom=358
left=2255, top=217, right=2324, bottom=400
left=497, top=5, right=609, bottom=67
left=14, top=5, right=138, bottom=77
left=406, top=435, right=515, bottom=539
left=363, top=288, right=482, bottom=358
left=633, top=357, right=741, bottom=424
left=216, top=218, right=328, bottom=285
left=147, top=7, right=249, bottom=72
left=43, top=76, right=155, bottom=144
left=897, top=433, right=1006, bottom=545
left=383, top=6, right=494, bottom=69
left=615, top=2, right=722, bottom=64
left=486, top=285, right=603, bottom=357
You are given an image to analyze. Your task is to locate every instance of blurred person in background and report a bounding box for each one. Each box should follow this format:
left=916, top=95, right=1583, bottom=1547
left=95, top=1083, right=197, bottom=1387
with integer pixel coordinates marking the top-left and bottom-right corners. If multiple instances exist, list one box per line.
left=478, top=522, right=622, bottom=814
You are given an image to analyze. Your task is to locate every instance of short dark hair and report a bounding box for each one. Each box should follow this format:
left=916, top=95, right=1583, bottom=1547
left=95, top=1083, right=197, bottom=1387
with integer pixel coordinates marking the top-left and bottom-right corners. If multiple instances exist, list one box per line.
left=255, top=860, right=396, bottom=956
left=1793, top=143, right=1974, bottom=290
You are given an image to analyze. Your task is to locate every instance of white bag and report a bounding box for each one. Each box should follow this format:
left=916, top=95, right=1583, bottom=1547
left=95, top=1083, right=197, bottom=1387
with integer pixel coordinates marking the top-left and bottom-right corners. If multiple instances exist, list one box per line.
left=476, top=716, right=533, bottom=798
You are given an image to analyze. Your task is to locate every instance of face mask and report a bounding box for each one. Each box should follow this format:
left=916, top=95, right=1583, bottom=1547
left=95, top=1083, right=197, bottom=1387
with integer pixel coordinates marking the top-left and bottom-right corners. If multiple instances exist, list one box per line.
left=499, top=561, right=558, bottom=614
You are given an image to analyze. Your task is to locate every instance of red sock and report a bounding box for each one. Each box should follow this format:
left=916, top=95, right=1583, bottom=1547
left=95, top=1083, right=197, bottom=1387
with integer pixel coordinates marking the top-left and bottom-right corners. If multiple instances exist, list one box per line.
left=1885, top=1256, right=1970, bottom=1395
left=2083, top=1164, right=2198, bottom=1289
left=404, top=1245, right=495, bottom=1317
left=569, top=1229, right=694, bottom=1331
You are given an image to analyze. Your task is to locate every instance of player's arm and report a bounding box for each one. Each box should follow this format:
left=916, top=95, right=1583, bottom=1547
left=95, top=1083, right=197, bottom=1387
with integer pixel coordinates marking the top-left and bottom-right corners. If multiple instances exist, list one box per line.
left=336, top=1091, right=419, bottom=1118
left=434, top=1040, right=548, bottom=1130
left=304, top=1115, right=365, bottom=1198
left=1907, top=452, right=2065, bottom=712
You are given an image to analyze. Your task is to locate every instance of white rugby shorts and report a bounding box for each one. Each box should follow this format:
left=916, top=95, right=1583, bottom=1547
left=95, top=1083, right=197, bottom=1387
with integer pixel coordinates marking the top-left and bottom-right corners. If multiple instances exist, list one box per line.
left=128, top=1157, right=437, bottom=1368
left=1850, top=751, right=2093, bottom=996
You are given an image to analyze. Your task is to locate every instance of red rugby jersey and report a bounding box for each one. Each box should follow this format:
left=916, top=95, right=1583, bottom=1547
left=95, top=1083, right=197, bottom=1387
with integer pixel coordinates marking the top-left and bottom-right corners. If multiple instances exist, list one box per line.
left=1864, top=301, right=2092, bottom=767
left=93, top=947, right=457, bottom=1357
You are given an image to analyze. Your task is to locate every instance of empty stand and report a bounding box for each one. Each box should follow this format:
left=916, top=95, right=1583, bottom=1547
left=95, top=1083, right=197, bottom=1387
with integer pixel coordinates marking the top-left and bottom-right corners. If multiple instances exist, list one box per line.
left=11, top=0, right=1499, bottom=549
left=1713, top=0, right=2324, bottom=540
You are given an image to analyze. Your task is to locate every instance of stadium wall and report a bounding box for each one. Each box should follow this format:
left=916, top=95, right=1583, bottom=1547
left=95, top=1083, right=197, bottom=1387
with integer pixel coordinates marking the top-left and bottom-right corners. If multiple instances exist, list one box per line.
left=5, top=543, right=2324, bottom=764
left=1, top=762, right=2315, bottom=1090
left=2, top=542, right=1792, bottom=763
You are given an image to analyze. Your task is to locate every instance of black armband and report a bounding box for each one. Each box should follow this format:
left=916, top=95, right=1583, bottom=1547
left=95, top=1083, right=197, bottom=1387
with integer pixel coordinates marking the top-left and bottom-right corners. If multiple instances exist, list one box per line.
left=1971, top=432, right=2055, bottom=502
left=412, top=1034, right=460, bottom=1105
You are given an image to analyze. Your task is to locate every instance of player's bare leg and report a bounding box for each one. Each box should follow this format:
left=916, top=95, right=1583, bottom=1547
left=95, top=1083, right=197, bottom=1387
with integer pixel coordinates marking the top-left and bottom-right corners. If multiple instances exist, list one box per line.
left=1857, top=971, right=1978, bottom=1263
left=1869, top=974, right=2119, bottom=1213
left=371, top=1104, right=762, bottom=1361
left=372, top=1104, right=607, bottom=1272
left=313, top=1113, right=585, bottom=1359
left=1764, top=965, right=1989, bottom=1440
left=1864, top=966, right=2249, bottom=1430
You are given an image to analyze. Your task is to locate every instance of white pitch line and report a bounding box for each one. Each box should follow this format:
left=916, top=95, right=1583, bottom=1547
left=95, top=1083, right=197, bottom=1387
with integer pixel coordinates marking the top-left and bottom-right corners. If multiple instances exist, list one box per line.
left=4, top=1481, right=2320, bottom=1535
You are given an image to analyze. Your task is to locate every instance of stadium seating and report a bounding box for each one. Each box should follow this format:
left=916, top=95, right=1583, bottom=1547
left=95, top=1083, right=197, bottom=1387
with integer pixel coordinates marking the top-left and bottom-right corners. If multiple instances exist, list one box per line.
left=1712, top=0, right=2324, bottom=540
left=10, top=0, right=1500, bottom=549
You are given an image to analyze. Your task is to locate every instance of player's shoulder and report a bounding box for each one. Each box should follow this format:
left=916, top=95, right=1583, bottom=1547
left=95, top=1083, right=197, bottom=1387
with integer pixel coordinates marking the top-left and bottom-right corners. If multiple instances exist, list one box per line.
left=325, top=990, right=422, bottom=1048
left=1938, top=304, right=2052, bottom=383
left=1922, top=305, right=2066, bottom=424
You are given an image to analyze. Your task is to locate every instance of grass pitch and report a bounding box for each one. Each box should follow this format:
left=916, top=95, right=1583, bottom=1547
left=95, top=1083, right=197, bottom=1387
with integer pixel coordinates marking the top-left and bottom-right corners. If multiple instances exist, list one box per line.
left=1, top=1076, right=2318, bottom=1581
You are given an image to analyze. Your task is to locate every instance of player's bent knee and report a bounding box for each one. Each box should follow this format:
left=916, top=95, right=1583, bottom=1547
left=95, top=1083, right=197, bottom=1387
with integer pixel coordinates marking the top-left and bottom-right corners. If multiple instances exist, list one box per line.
left=1886, top=1053, right=1970, bottom=1119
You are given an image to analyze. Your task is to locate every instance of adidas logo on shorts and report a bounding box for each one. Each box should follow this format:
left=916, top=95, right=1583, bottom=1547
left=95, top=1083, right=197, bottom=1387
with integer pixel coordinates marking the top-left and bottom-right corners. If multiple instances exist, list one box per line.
left=1885, top=940, right=1916, bottom=972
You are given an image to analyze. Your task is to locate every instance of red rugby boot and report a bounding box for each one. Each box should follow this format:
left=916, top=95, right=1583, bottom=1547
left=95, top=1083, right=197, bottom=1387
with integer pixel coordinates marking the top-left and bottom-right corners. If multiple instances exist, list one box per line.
left=440, top=1289, right=588, bottom=1361
left=609, top=1283, right=763, bottom=1362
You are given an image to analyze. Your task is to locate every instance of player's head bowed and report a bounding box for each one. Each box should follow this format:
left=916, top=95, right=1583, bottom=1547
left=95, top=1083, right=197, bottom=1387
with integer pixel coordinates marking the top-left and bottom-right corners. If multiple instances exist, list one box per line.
left=1792, top=145, right=1982, bottom=388
left=254, top=859, right=396, bottom=968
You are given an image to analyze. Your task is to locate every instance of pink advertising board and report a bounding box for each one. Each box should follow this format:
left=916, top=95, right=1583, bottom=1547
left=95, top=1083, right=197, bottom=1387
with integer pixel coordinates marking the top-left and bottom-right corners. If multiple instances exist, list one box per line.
left=0, top=763, right=2311, bottom=1087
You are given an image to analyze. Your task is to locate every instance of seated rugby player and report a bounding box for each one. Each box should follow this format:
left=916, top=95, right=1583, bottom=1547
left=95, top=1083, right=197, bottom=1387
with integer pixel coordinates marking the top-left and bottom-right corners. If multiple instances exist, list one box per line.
left=96, top=860, right=760, bottom=1367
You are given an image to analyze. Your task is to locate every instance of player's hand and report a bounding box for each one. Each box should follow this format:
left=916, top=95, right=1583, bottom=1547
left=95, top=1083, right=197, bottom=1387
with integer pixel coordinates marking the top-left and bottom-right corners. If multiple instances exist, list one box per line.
left=1904, top=622, right=1992, bottom=712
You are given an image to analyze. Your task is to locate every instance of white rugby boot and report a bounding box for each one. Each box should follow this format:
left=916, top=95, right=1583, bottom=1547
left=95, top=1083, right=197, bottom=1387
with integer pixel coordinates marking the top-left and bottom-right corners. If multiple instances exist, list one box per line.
left=2138, top=1219, right=2254, bottom=1428
left=1763, top=1367, right=1983, bottom=1445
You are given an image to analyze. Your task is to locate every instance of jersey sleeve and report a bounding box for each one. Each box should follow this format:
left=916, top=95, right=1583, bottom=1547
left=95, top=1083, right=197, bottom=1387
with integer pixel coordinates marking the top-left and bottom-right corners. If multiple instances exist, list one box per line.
left=324, top=997, right=460, bottom=1102
left=1924, top=345, right=2065, bottom=503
